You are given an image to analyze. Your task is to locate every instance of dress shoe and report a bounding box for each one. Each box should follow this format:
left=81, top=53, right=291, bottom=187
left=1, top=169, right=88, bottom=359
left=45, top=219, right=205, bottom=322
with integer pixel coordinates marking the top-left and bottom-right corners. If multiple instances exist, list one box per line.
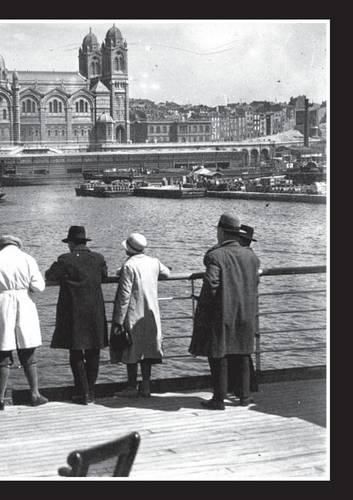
left=139, top=381, right=151, bottom=398
left=72, top=394, right=89, bottom=405
left=239, top=397, right=254, bottom=407
left=31, top=394, right=48, bottom=407
left=200, top=398, right=225, bottom=410
left=0, top=400, right=5, bottom=411
left=114, top=386, right=139, bottom=398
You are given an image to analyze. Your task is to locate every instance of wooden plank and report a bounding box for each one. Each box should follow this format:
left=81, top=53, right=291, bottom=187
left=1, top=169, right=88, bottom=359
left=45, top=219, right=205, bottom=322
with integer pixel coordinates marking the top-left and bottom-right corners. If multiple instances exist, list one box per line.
left=0, top=379, right=327, bottom=480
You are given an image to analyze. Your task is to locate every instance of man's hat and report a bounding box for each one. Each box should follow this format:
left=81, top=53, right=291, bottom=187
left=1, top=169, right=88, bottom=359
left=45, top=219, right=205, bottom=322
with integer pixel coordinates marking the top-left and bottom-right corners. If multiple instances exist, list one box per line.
left=122, top=232, right=147, bottom=255
left=0, top=234, right=23, bottom=249
left=239, top=224, right=257, bottom=242
left=217, top=213, right=241, bottom=232
left=62, top=226, right=91, bottom=243
left=217, top=214, right=257, bottom=242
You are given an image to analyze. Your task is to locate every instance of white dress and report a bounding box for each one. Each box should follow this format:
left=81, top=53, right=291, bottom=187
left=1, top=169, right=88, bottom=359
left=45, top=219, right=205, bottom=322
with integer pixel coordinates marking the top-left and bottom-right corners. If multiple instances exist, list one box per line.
left=112, top=253, right=170, bottom=363
left=0, top=245, right=45, bottom=350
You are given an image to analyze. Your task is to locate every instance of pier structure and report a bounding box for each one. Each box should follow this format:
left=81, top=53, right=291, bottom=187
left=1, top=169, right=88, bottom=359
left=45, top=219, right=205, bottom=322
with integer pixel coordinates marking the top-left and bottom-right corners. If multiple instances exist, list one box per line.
left=0, top=138, right=314, bottom=183
left=0, top=265, right=327, bottom=479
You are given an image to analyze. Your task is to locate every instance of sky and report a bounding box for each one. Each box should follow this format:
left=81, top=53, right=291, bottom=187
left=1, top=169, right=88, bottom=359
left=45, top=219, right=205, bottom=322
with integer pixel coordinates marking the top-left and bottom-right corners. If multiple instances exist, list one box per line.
left=0, top=19, right=329, bottom=106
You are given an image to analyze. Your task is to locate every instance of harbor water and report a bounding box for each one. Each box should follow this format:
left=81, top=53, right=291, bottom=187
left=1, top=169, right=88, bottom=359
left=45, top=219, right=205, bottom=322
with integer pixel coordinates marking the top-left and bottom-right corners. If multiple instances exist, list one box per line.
left=0, top=184, right=327, bottom=389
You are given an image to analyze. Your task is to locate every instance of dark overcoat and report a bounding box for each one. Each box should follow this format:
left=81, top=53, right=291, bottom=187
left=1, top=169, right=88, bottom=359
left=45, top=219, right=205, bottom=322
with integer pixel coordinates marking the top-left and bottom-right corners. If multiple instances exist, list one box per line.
left=189, top=240, right=260, bottom=358
left=45, top=245, right=108, bottom=350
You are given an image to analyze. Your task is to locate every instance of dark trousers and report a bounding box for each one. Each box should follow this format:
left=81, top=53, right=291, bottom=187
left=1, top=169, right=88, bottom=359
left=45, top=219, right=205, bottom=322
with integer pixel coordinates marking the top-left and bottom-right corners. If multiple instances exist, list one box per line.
left=208, top=354, right=252, bottom=402
left=69, top=349, right=100, bottom=396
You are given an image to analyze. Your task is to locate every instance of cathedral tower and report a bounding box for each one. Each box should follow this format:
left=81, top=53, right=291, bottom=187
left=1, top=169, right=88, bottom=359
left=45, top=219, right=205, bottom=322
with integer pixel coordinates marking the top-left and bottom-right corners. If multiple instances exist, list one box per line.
left=101, top=24, right=130, bottom=142
left=79, top=27, right=102, bottom=84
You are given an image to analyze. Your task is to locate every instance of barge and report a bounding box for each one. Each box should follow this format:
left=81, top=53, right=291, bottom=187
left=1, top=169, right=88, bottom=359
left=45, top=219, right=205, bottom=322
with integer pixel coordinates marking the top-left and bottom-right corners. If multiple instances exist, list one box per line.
left=133, top=185, right=207, bottom=199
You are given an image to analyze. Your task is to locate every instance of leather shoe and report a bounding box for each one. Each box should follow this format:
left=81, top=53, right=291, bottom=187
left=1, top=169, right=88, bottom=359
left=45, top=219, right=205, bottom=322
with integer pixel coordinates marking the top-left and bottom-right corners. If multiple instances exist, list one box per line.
left=201, top=398, right=225, bottom=410
left=240, top=398, right=254, bottom=407
left=72, top=394, right=89, bottom=405
left=114, top=386, right=139, bottom=398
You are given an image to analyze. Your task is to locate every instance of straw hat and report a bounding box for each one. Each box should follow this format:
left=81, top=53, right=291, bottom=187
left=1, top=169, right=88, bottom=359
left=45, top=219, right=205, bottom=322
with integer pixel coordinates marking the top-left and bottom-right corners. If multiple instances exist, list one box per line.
left=0, top=234, right=23, bottom=249
left=122, top=233, right=147, bottom=255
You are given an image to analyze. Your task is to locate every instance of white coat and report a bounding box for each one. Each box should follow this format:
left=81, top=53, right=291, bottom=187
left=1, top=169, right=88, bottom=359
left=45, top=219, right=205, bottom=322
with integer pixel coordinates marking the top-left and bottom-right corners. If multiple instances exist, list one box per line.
left=112, top=253, right=170, bottom=363
left=0, top=245, right=45, bottom=350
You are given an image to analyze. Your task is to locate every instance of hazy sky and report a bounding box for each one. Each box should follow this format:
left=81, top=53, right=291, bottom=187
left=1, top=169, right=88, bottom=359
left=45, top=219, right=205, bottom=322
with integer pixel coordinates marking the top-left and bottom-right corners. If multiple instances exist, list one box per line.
left=0, top=19, right=329, bottom=106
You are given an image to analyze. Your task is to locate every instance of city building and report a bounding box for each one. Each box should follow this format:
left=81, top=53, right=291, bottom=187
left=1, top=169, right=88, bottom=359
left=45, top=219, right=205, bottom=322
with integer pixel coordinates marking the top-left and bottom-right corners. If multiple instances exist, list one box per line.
left=0, top=24, right=130, bottom=150
left=130, top=118, right=211, bottom=143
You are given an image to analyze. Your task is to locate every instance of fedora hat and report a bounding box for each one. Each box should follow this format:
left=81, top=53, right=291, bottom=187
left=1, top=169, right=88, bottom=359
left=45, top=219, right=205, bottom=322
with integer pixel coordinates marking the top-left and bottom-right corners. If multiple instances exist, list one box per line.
left=62, top=226, right=91, bottom=243
left=217, top=213, right=241, bottom=233
left=239, top=224, right=257, bottom=242
left=122, top=232, right=147, bottom=255
left=0, top=234, right=23, bottom=249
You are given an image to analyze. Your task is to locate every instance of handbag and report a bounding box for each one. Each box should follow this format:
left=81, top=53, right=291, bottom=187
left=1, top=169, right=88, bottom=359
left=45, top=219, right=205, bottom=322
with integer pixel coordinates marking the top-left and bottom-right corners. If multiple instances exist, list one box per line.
left=110, top=323, right=132, bottom=353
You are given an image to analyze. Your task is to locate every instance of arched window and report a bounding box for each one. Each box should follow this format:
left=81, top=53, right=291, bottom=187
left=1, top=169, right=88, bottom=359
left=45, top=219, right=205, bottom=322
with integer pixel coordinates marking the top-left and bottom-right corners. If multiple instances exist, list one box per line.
left=114, top=54, right=124, bottom=71
left=62, top=130, right=65, bottom=136
left=156, top=126, right=160, bottom=133
left=22, top=102, right=26, bottom=112
left=48, top=99, right=64, bottom=114
left=91, top=59, right=100, bottom=75
left=48, top=130, right=51, bottom=137
left=81, top=129, right=84, bottom=136
left=3, top=110, right=6, bottom=119
left=75, top=99, right=90, bottom=114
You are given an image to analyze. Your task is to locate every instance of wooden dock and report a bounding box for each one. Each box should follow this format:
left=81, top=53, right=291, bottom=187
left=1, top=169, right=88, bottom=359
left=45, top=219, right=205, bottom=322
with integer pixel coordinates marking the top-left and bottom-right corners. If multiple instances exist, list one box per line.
left=0, top=378, right=327, bottom=480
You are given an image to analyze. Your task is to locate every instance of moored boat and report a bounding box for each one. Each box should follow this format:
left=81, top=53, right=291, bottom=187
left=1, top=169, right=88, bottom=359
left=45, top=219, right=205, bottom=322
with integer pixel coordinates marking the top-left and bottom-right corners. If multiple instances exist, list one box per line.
left=133, top=185, right=207, bottom=198
left=75, top=180, right=134, bottom=197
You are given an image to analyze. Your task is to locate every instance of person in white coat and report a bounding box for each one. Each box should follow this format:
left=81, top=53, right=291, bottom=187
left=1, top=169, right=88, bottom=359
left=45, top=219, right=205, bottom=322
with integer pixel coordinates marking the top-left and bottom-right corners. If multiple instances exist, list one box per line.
left=0, top=235, right=48, bottom=410
left=110, top=232, right=170, bottom=397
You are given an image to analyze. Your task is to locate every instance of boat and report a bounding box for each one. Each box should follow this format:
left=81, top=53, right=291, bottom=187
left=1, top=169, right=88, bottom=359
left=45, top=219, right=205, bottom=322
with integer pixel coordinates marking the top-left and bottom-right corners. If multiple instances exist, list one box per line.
left=83, top=168, right=146, bottom=185
left=75, top=180, right=135, bottom=197
left=133, top=185, right=207, bottom=199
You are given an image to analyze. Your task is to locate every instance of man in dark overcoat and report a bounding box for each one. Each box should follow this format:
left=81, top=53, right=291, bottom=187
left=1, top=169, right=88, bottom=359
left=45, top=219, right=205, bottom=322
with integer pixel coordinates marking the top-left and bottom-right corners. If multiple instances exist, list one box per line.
left=45, top=226, right=108, bottom=404
left=189, top=213, right=260, bottom=410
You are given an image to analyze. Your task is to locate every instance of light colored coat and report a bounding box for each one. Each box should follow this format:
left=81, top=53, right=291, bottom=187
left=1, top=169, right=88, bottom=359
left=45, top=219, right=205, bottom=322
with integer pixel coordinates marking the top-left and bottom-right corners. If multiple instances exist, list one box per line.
left=0, top=245, right=45, bottom=350
left=111, top=253, right=170, bottom=363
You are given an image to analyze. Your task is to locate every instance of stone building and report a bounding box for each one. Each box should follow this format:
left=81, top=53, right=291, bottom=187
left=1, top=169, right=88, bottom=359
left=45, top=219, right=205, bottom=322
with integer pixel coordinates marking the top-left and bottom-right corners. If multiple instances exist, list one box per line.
left=0, top=24, right=130, bottom=150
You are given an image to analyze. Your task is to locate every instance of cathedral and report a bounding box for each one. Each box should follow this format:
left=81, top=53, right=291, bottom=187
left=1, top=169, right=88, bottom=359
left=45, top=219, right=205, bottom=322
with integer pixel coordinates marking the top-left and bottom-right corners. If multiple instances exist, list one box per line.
left=0, top=24, right=130, bottom=149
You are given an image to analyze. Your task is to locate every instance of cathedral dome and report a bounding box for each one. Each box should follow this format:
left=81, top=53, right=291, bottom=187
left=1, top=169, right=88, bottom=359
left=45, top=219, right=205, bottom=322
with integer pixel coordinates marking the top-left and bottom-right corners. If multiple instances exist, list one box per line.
left=105, top=24, right=123, bottom=46
left=82, top=28, right=98, bottom=51
left=98, top=112, right=114, bottom=123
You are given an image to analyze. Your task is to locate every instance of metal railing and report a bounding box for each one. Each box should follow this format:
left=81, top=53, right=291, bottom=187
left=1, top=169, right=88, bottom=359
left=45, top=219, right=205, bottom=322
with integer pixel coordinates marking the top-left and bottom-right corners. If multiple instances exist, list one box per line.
left=36, top=264, right=326, bottom=377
